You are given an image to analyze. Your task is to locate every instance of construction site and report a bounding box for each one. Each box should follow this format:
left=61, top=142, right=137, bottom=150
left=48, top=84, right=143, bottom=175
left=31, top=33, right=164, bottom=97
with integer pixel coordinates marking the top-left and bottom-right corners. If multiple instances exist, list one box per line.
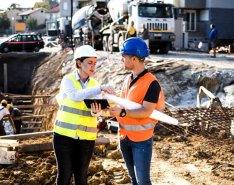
left=0, top=48, right=233, bottom=185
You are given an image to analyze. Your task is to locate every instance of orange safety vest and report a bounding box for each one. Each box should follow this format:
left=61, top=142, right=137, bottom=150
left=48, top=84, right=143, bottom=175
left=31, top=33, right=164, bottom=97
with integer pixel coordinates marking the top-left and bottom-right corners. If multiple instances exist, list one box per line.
left=117, top=72, right=165, bottom=142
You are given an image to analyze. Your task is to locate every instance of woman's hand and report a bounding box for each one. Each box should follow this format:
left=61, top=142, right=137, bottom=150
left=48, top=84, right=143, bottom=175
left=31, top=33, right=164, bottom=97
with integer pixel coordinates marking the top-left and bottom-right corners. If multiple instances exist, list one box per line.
left=91, top=102, right=102, bottom=115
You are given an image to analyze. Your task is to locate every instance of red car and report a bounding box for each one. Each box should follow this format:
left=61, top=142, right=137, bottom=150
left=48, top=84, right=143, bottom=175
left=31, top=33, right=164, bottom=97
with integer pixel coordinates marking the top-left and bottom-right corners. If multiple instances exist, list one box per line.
left=0, top=33, right=45, bottom=53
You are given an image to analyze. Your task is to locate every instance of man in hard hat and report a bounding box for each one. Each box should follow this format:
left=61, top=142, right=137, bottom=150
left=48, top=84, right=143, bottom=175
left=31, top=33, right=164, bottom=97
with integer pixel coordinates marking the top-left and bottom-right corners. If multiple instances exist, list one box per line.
left=0, top=100, right=16, bottom=135
left=53, top=45, right=115, bottom=185
left=109, top=38, right=165, bottom=185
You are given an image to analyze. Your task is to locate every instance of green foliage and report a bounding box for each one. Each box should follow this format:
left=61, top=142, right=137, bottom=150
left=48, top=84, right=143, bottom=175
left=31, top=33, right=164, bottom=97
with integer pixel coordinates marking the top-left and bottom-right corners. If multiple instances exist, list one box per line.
left=34, top=0, right=49, bottom=9
left=0, top=13, right=11, bottom=30
left=34, top=0, right=59, bottom=9
left=8, top=3, right=20, bottom=10
left=26, top=17, right=38, bottom=30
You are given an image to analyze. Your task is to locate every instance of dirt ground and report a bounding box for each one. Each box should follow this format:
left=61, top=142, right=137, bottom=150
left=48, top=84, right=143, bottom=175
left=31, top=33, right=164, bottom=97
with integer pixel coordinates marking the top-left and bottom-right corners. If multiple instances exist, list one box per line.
left=1, top=49, right=233, bottom=185
left=0, top=130, right=233, bottom=185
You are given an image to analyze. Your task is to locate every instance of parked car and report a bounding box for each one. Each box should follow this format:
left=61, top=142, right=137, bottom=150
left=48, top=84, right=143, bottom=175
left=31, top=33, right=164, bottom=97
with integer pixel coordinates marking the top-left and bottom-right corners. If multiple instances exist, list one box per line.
left=0, top=33, right=45, bottom=53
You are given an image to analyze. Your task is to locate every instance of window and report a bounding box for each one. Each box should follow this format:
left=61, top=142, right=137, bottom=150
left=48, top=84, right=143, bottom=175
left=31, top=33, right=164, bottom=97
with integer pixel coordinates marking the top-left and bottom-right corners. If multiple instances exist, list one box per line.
left=63, top=2, right=68, bottom=10
left=22, top=35, right=32, bottom=41
left=185, top=10, right=196, bottom=31
left=9, top=36, right=20, bottom=42
left=139, top=5, right=173, bottom=18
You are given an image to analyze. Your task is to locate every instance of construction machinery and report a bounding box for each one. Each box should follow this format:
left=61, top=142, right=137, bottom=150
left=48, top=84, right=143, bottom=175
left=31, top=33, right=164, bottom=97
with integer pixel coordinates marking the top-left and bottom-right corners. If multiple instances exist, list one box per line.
left=101, top=0, right=176, bottom=53
left=72, top=0, right=110, bottom=49
left=72, top=0, right=176, bottom=53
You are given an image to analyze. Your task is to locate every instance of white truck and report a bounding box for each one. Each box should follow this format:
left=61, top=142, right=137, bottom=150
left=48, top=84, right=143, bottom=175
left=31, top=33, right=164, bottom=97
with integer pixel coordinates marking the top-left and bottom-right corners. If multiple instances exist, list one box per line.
left=72, top=0, right=176, bottom=54
left=101, top=0, right=176, bottom=54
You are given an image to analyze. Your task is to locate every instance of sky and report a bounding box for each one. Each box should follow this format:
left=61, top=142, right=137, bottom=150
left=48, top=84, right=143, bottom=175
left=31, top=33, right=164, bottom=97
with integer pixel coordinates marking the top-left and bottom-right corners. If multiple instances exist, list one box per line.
left=0, top=0, right=43, bottom=10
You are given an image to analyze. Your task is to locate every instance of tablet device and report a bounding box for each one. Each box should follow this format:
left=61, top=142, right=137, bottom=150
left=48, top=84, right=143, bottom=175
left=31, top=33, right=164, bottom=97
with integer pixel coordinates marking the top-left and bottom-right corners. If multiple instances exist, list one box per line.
left=84, top=99, right=110, bottom=109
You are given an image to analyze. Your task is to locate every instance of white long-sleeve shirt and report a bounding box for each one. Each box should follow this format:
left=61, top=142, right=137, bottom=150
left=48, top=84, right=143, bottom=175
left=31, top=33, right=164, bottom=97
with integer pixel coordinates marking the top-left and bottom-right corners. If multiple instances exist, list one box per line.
left=57, top=70, right=102, bottom=117
left=0, top=106, right=10, bottom=120
left=58, top=70, right=102, bottom=102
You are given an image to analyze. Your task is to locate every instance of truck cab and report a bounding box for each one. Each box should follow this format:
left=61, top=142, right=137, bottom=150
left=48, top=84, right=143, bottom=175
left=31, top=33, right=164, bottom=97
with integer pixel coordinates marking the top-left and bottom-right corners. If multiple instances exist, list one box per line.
left=129, top=1, right=175, bottom=53
left=102, top=0, right=175, bottom=54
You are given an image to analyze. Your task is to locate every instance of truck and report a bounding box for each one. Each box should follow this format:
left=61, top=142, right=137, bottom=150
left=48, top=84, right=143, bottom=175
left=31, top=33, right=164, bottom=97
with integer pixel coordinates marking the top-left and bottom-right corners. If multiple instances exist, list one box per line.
left=72, top=0, right=110, bottom=49
left=72, top=0, right=176, bottom=54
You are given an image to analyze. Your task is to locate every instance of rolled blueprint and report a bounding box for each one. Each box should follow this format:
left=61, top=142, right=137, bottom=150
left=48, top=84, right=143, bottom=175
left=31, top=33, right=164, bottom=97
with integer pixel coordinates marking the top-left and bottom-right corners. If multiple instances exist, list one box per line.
left=103, top=93, right=179, bottom=125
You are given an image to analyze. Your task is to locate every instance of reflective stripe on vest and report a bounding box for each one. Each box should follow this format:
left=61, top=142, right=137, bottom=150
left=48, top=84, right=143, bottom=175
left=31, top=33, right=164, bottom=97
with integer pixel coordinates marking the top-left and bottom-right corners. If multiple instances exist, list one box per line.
left=54, top=73, right=99, bottom=140
left=55, top=120, right=97, bottom=132
left=119, top=123, right=155, bottom=131
left=59, top=105, right=91, bottom=117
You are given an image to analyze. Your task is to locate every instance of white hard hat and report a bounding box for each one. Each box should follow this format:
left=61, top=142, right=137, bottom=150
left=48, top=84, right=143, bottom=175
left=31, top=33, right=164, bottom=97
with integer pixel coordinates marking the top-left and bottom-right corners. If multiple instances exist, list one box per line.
left=73, top=45, right=97, bottom=60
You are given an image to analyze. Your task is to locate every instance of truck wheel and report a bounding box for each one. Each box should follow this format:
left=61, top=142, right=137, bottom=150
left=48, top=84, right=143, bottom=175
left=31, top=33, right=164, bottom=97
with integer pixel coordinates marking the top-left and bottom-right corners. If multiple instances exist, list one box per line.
left=103, top=36, right=108, bottom=51
left=118, top=36, right=124, bottom=51
left=107, top=36, right=113, bottom=52
left=160, top=44, right=170, bottom=54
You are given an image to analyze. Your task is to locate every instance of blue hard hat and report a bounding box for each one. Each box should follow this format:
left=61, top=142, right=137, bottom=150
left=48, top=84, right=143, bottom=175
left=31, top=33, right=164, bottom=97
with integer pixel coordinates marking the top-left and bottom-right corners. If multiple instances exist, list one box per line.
left=121, top=37, right=149, bottom=58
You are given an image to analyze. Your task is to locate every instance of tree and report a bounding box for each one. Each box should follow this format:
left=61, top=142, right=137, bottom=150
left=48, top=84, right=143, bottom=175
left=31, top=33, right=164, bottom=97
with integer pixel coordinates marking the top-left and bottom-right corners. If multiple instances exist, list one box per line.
left=34, top=0, right=49, bottom=9
left=0, top=13, right=11, bottom=31
left=8, top=3, right=20, bottom=10
left=26, top=17, right=37, bottom=30
left=34, top=0, right=59, bottom=9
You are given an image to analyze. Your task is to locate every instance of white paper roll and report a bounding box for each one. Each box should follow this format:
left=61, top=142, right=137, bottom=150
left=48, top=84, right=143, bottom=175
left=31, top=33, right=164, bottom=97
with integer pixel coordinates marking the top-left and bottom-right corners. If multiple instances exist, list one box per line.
left=103, top=93, right=179, bottom=125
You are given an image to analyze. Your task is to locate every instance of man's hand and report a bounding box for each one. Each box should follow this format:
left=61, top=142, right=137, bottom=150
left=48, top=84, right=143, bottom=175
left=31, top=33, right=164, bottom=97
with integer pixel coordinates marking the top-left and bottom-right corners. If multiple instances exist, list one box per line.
left=108, top=106, right=122, bottom=117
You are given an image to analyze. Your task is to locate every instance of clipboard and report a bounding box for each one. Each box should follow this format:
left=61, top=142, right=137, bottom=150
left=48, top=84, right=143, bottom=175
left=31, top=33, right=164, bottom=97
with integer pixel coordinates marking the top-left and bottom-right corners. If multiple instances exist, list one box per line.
left=84, top=99, right=110, bottom=109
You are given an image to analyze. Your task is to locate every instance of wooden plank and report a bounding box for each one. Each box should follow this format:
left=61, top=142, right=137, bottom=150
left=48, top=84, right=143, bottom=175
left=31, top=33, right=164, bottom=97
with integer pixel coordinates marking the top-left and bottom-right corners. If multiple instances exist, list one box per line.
left=0, top=139, right=19, bottom=147
left=14, top=104, right=56, bottom=109
left=0, top=131, right=53, bottom=140
left=12, top=115, right=46, bottom=121
left=21, top=127, right=41, bottom=131
left=18, top=142, right=53, bottom=153
left=20, top=110, right=34, bottom=113
left=7, top=94, right=52, bottom=99
left=18, top=137, right=110, bottom=153
left=22, top=121, right=42, bottom=124
left=14, top=100, right=32, bottom=104
left=165, top=65, right=190, bottom=75
left=146, top=60, right=177, bottom=68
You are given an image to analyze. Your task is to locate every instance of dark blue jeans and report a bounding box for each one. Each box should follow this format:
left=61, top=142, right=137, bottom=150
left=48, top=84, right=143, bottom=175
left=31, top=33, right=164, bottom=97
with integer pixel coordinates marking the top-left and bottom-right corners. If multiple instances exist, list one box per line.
left=53, top=133, right=95, bottom=185
left=120, top=137, right=153, bottom=185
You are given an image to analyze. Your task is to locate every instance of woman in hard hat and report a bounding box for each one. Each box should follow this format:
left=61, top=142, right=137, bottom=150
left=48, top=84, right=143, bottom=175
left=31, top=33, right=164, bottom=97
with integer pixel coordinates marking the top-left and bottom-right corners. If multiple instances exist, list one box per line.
left=109, top=38, right=165, bottom=185
left=53, top=45, right=115, bottom=185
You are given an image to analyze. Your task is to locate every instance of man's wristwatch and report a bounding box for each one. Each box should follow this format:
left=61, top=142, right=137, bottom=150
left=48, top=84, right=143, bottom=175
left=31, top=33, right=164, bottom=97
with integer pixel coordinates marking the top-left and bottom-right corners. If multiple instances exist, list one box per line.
left=119, top=109, right=127, bottom=117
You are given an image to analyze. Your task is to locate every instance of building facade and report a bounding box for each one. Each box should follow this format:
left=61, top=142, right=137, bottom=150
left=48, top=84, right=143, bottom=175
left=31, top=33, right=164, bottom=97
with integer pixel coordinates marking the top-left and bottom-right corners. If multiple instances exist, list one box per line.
left=165, top=0, right=234, bottom=50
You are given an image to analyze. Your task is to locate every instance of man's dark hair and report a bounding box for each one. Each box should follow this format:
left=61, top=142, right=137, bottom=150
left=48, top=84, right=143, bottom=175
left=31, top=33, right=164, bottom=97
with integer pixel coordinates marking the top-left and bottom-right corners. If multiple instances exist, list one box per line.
left=211, top=24, right=215, bottom=28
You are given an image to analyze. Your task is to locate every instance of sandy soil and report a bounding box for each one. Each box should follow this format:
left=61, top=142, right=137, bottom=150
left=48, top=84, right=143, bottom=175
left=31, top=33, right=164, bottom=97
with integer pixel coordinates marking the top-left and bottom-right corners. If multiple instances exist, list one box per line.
left=0, top=131, right=233, bottom=185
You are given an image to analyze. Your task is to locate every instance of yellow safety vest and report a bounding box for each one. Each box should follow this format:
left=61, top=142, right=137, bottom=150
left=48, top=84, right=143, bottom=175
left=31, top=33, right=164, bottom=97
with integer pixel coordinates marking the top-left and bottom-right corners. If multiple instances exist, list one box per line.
left=54, top=73, right=99, bottom=140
